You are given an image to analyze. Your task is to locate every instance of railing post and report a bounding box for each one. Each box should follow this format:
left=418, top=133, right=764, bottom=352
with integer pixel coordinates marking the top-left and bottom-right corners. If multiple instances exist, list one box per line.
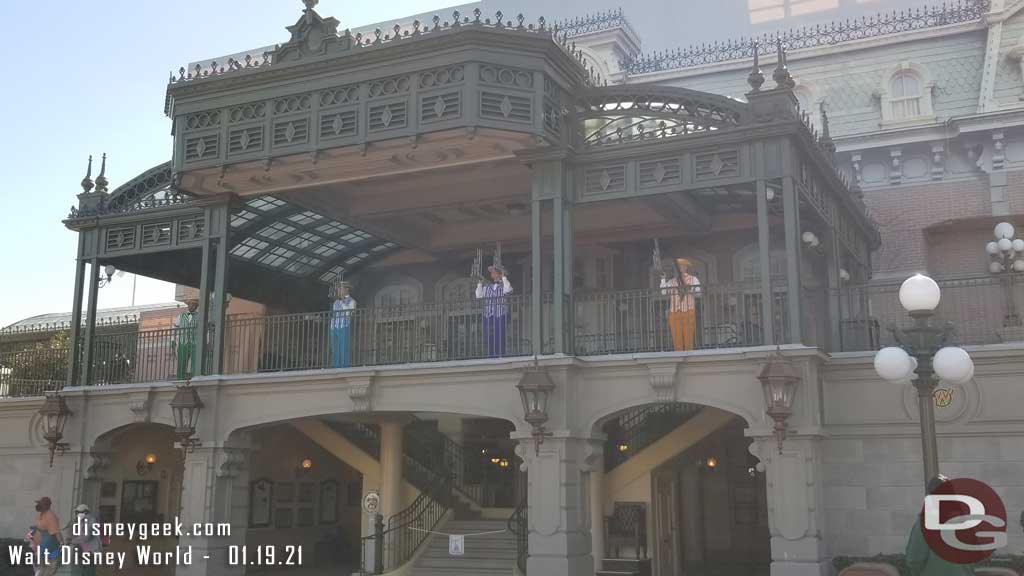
left=374, top=513, right=384, bottom=574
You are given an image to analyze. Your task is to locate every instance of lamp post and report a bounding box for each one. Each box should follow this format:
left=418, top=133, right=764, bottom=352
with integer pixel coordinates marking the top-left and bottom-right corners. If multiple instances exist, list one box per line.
left=170, top=380, right=204, bottom=453
left=39, top=392, right=72, bottom=467
left=516, top=364, right=554, bottom=455
left=985, top=221, right=1024, bottom=337
left=874, top=274, right=974, bottom=484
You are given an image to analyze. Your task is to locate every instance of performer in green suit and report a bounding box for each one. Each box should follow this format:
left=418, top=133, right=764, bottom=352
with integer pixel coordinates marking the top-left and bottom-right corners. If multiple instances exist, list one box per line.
left=174, top=299, right=199, bottom=380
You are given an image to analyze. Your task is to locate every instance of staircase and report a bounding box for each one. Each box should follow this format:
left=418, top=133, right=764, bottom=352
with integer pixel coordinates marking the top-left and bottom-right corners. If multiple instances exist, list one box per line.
left=596, top=558, right=652, bottom=576
left=409, top=517, right=516, bottom=576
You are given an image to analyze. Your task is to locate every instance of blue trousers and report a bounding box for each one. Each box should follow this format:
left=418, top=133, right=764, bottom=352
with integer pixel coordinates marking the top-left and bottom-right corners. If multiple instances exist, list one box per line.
left=483, top=315, right=506, bottom=358
left=331, top=325, right=350, bottom=368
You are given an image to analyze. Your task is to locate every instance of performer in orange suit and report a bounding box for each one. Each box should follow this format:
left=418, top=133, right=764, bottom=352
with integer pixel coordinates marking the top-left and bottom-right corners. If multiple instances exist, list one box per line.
left=660, top=258, right=701, bottom=351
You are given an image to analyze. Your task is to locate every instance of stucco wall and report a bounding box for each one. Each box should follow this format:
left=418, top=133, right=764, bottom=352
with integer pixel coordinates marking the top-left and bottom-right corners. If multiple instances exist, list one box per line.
left=0, top=400, right=69, bottom=539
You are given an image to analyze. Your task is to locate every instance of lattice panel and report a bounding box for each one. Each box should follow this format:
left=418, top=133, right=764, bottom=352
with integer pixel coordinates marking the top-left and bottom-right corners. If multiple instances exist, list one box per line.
left=273, top=119, right=309, bottom=146
left=184, top=135, right=218, bottom=162
left=177, top=217, right=206, bottom=244
left=584, top=165, right=626, bottom=195
left=420, top=92, right=461, bottom=123
left=368, top=75, right=411, bottom=99
left=228, top=103, right=265, bottom=124
left=319, top=110, right=358, bottom=139
left=106, top=227, right=137, bottom=252
left=369, top=102, right=407, bottom=131
left=141, top=223, right=173, bottom=248
left=228, top=126, right=264, bottom=155
left=479, top=65, right=534, bottom=88
left=419, top=65, right=465, bottom=89
left=480, top=92, right=531, bottom=122
left=273, top=94, right=312, bottom=114
left=695, top=149, right=739, bottom=179
left=184, top=111, right=221, bottom=132
left=320, top=85, right=359, bottom=107
left=639, top=159, right=682, bottom=187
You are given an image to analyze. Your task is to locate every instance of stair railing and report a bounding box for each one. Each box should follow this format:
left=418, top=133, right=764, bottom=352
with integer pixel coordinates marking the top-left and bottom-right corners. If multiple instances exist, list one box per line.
left=508, top=499, right=528, bottom=574
left=604, top=403, right=703, bottom=472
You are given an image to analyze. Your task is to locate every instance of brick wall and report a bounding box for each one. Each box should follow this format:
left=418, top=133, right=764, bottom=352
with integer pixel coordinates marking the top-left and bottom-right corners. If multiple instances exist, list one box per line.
left=862, top=175, right=992, bottom=276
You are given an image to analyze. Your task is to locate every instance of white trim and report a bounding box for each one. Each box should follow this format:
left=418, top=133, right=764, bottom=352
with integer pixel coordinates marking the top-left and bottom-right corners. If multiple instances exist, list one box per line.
left=877, top=63, right=935, bottom=125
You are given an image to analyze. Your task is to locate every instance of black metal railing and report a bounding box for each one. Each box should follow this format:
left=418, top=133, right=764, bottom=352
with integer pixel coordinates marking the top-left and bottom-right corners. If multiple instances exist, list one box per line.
left=575, top=284, right=790, bottom=355
left=223, top=295, right=532, bottom=374
left=836, top=274, right=1024, bottom=351
left=360, top=473, right=453, bottom=574
left=624, top=0, right=989, bottom=75
left=603, top=403, right=704, bottom=472
left=509, top=499, right=528, bottom=575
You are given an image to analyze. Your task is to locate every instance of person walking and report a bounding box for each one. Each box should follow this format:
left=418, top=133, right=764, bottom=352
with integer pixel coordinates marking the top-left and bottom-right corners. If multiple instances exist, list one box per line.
left=32, top=497, right=62, bottom=576
left=68, top=503, right=101, bottom=576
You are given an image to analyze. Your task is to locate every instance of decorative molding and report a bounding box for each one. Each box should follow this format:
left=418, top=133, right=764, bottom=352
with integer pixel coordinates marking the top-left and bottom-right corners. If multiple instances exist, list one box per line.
left=581, top=437, right=605, bottom=472
left=127, top=390, right=153, bottom=423
left=930, top=142, right=945, bottom=180
left=646, top=363, right=680, bottom=403
left=345, top=374, right=376, bottom=412
left=889, top=147, right=903, bottom=185
left=992, top=130, right=1005, bottom=170
left=85, top=451, right=113, bottom=480
left=216, top=447, right=248, bottom=478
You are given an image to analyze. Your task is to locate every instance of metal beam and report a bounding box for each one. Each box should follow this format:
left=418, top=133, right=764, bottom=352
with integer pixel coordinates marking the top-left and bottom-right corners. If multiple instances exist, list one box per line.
left=756, top=180, right=775, bottom=346
left=66, top=236, right=86, bottom=388
left=82, top=260, right=100, bottom=386
left=782, top=177, right=803, bottom=344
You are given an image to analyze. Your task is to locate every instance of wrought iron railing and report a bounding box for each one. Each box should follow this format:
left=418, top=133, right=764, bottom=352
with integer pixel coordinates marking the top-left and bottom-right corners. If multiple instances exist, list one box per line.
left=222, top=295, right=532, bottom=374
left=509, top=499, right=528, bottom=574
left=372, top=473, right=452, bottom=573
left=554, top=8, right=638, bottom=42
left=575, top=284, right=790, bottom=355
left=624, top=0, right=990, bottom=75
left=603, top=403, right=704, bottom=472
left=836, top=273, right=1024, bottom=351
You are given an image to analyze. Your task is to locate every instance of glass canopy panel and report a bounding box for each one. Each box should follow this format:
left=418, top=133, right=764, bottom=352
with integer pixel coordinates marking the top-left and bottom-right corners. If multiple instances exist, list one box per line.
left=229, top=195, right=399, bottom=282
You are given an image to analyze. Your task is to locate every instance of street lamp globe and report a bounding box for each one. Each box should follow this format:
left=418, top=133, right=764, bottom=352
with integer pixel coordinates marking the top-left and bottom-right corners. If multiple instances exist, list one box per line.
left=899, top=274, right=941, bottom=313
left=986, top=241, right=1000, bottom=255
left=991, top=261, right=1005, bottom=274
left=874, top=346, right=914, bottom=382
left=998, top=238, right=1013, bottom=253
left=1014, top=239, right=1024, bottom=253
left=932, top=346, right=975, bottom=384
left=994, top=221, right=1015, bottom=240
left=1014, top=260, right=1024, bottom=273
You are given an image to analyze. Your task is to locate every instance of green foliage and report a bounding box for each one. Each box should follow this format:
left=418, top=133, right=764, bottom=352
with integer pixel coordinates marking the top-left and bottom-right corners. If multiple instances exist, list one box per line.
left=0, top=331, right=68, bottom=383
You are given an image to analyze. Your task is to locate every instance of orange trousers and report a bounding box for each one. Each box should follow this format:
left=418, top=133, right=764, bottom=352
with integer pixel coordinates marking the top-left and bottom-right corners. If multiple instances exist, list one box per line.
left=668, top=310, right=696, bottom=351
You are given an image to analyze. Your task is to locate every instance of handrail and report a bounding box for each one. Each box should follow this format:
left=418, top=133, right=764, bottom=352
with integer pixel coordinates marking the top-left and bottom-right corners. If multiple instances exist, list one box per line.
left=603, top=403, right=703, bottom=472
left=508, top=499, right=528, bottom=574
left=360, top=471, right=453, bottom=573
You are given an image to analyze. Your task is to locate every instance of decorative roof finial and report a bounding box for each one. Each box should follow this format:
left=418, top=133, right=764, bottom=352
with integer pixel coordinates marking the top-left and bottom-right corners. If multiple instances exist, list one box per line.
left=820, top=101, right=836, bottom=156
left=747, top=40, right=765, bottom=93
left=772, top=38, right=795, bottom=90
left=80, top=155, right=94, bottom=194
left=302, top=0, right=318, bottom=9
left=95, top=153, right=109, bottom=193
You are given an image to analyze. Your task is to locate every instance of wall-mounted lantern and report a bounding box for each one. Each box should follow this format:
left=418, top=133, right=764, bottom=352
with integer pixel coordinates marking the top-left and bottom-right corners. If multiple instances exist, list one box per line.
left=517, top=364, right=555, bottom=455
left=39, top=392, right=72, bottom=467
left=137, top=453, right=157, bottom=476
left=171, top=381, right=203, bottom=453
left=758, top=349, right=801, bottom=454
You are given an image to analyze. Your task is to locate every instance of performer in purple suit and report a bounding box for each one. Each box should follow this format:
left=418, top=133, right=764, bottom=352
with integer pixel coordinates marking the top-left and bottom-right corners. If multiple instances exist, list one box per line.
left=476, top=265, right=513, bottom=357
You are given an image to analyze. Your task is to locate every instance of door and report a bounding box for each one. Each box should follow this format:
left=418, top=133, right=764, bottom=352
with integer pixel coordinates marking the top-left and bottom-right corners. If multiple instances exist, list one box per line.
left=654, top=470, right=680, bottom=576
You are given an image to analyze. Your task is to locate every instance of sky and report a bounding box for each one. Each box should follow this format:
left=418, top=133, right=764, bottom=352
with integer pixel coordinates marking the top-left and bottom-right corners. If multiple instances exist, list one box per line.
left=0, top=0, right=928, bottom=328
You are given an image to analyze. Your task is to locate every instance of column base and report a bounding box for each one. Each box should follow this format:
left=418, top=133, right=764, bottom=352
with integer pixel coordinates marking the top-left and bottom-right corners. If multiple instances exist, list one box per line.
left=527, top=553, right=594, bottom=576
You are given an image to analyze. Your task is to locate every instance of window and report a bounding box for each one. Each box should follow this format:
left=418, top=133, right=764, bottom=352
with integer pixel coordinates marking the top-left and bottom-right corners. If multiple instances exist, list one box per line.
left=889, top=72, right=921, bottom=119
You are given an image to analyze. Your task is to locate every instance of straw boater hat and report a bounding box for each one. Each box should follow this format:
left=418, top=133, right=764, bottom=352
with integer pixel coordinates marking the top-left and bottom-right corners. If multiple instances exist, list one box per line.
left=675, top=258, right=691, bottom=268
left=487, top=265, right=505, bottom=275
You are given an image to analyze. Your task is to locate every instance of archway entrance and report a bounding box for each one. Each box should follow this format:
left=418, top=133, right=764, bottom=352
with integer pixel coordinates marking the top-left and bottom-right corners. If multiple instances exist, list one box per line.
left=652, top=419, right=770, bottom=576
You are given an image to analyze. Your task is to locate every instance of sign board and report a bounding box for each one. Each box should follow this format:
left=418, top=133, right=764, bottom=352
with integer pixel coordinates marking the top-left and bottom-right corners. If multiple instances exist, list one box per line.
left=362, top=490, right=380, bottom=516
left=448, top=534, right=465, bottom=556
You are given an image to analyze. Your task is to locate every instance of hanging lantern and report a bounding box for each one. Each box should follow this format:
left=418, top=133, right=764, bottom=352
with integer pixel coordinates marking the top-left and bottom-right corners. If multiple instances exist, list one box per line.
left=170, top=381, right=204, bottom=453
left=39, top=393, right=72, bottom=467
left=758, top=349, right=801, bottom=454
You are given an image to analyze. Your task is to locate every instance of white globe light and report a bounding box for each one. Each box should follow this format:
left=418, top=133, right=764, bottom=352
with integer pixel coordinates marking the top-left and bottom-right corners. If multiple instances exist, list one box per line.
left=839, top=268, right=851, bottom=281
left=991, top=261, right=1005, bottom=274
left=994, top=222, right=1015, bottom=240
left=998, top=238, right=1013, bottom=253
left=986, top=241, right=1000, bottom=255
left=1014, top=239, right=1024, bottom=253
left=874, top=347, right=914, bottom=382
left=1015, top=260, right=1024, bottom=272
left=933, top=347, right=974, bottom=384
left=802, top=231, right=817, bottom=246
left=899, top=274, right=941, bottom=313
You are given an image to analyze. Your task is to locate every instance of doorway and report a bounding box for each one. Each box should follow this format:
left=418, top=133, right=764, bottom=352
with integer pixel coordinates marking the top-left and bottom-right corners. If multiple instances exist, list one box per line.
left=651, top=420, right=770, bottom=576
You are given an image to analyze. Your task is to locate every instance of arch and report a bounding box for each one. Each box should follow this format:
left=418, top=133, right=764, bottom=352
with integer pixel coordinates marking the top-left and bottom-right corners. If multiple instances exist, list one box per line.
left=732, top=242, right=819, bottom=286
left=373, top=277, right=423, bottom=307
left=587, top=396, right=759, bottom=438
left=436, top=272, right=478, bottom=303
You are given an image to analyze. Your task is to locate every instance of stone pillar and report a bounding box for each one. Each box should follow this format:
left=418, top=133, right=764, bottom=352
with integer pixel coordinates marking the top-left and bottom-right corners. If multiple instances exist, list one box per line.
left=520, top=436, right=593, bottom=576
left=750, top=436, right=829, bottom=576
left=176, top=445, right=249, bottom=576
left=379, top=420, right=405, bottom=521
left=681, top=463, right=703, bottom=566
left=588, top=465, right=605, bottom=572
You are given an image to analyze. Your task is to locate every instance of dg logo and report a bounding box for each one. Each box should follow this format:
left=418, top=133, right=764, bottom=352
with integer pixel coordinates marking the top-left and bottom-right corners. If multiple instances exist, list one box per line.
left=921, top=478, right=1007, bottom=564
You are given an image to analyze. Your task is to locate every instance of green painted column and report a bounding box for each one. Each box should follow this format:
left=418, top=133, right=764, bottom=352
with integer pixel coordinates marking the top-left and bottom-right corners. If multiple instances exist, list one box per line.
left=531, top=197, right=543, bottom=356
left=755, top=179, right=775, bottom=346
left=782, top=177, right=803, bottom=344
left=82, top=259, right=100, bottom=386
left=195, top=238, right=212, bottom=377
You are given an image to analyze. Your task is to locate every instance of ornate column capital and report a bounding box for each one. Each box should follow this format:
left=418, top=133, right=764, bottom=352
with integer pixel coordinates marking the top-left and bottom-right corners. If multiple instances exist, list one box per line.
left=345, top=373, right=376, bottom=412
left=646, top=362, right=680, bottom=403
